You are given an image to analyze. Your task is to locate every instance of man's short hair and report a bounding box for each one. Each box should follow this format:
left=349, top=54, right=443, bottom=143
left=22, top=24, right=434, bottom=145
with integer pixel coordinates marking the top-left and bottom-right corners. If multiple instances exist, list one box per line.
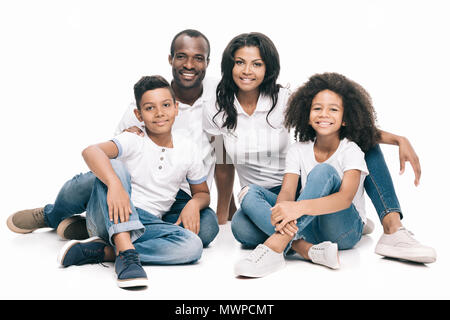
left=170, top=29, right=211, bottom=60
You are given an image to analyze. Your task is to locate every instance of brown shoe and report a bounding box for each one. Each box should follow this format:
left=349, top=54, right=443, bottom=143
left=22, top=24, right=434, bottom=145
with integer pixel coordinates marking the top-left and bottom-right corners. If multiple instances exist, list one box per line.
left=7, top=207, right=47, bottom=234
left=56, top=216, right=89, bottom=241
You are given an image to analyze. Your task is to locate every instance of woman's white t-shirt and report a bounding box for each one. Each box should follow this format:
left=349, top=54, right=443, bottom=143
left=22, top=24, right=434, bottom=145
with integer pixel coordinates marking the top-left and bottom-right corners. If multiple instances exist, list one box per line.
left=112, top=131, right=207, bottom=218
left=203, top=87, right=293, bottom=189
left=284, top=138, right=369, bottom=223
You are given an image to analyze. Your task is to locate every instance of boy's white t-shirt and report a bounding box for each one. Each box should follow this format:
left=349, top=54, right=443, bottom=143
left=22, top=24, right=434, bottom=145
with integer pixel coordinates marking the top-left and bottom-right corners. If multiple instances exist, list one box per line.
left=112, top=131, right=207, bottom=218
left=203, top=87, right=293, bottom=189
left=284, top=138, right=369, bottom=223
left=114, top=77, right=219, bottom=196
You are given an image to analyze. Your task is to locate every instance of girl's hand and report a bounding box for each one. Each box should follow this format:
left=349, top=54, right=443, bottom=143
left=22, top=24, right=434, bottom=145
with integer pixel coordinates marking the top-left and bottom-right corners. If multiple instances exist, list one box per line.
left=107, top=184, right=132, bottom=224
left=123, top=126, right=144, bottom=137
left=277, top=220, right=298, bottom=237
left=271, top=201, right=302, bottom=230
left=175, top=200, right=201, bottom=234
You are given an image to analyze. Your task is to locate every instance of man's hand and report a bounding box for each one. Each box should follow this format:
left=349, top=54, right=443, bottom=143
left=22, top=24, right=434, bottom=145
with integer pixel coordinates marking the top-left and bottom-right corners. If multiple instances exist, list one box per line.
left=123, top=126, right=144, bottom=136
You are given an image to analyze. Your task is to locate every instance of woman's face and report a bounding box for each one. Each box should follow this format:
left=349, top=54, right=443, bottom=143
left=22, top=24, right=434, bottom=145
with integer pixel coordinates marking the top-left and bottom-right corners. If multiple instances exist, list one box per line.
left=232, top=46, right=266, bottom=94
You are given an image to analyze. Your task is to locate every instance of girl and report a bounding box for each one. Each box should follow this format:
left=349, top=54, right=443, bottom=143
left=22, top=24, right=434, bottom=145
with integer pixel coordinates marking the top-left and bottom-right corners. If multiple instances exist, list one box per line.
left=234, top=73, right=435, bottom=277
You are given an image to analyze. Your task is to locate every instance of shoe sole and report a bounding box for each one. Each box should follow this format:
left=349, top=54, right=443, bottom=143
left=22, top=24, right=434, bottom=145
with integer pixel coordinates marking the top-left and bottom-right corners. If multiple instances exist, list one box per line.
left=234, top=261, right=286, bottom=278
left=117, top=277, right=149, bottom=288
left=375, top=243, right=437, bottom=264
left=56, top=216, right=88, bottom=241
left=57, top=236, right=103, bottom=267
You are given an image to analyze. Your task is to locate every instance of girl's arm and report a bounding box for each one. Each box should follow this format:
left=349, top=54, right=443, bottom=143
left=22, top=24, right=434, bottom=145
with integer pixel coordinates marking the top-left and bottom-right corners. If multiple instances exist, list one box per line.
left=82, top=141, right=131, bottom=224
left=271, top=169, right=361, bottom=231
left=378, top=129, right=421, bottom=186
left=176, top=181, right=210, bottom=234
left=276, top=173, right=300, bottom=203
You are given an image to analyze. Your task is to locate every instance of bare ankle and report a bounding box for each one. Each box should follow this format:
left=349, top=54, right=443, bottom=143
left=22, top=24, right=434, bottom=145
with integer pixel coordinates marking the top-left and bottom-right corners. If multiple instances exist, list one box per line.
left=291, top=239, right=313, bottom=260
left=382, top=212, right=403, bottom=234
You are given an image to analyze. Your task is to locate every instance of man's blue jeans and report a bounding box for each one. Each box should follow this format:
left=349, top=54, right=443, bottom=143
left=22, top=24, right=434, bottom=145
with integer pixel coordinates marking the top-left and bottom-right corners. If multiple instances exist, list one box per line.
left=232, top=144, right=401, bottom=248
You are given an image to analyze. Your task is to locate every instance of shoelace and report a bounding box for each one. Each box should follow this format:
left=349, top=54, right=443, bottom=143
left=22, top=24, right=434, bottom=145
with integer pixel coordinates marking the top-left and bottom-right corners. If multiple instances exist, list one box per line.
left=397, top=227, right=419, bottom=244
left=119, top=250, right=141, bottom=267
left=246, top=245, right=269, bottom=263
left=32, top=208, right=45, bottom=223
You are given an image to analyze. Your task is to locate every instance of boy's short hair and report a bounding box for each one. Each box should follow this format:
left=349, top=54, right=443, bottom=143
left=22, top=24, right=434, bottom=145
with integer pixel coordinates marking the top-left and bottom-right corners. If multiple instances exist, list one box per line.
left=134, top=75, right=176, bottom=109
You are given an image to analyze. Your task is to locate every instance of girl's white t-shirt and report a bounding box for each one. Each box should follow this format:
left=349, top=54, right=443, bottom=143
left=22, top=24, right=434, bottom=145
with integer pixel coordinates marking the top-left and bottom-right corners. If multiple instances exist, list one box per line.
left=203, top=87, right=293, bottom=189
left=112, top=131, right=207, bottom=217
left=284, top=138, right=369, bottom=222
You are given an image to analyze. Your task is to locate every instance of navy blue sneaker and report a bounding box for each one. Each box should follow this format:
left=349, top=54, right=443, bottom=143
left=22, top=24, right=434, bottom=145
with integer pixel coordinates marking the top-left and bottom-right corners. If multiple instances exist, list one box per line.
left=58, top=236, right=106, bottom=267
left=115, top=249, right=148, bottom=288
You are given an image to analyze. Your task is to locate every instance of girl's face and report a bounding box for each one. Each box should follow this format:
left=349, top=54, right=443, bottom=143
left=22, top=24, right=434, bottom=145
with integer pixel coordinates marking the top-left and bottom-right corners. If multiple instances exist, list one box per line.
left=309, top=89, right=344, bottom=138
left=232, top=46, right=266, bottom=94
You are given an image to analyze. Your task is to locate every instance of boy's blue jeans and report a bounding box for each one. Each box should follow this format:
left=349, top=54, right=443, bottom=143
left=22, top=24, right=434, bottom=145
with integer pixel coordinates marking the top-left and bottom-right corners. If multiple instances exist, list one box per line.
left=43, top=160, right=218, bottom=258
left=232, top=144, right=402, bottom=248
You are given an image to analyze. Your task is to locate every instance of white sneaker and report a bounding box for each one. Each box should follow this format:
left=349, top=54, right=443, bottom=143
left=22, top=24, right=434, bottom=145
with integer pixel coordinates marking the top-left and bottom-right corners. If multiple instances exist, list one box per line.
left=308, top=241, right=340, bottom=269
left=362, top=218, right=375, bottom=235
left=234, top=244, right=285, bottom=278
left=375, top=227, right=436, bottom=263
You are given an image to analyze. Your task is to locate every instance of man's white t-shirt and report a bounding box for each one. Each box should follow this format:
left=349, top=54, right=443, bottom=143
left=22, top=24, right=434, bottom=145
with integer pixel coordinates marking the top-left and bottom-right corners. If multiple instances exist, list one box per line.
left=112, top=131, right=207, bottom=218
left=284, top=138, right=369, bottom=223
left=115, top=77, right=219, bottom=196
left=203, top=87, right=293, bottom=189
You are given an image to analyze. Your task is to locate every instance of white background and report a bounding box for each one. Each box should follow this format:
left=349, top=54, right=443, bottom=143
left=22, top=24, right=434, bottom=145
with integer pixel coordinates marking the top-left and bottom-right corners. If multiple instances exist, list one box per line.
left=1, top=0, right=449, bottom=300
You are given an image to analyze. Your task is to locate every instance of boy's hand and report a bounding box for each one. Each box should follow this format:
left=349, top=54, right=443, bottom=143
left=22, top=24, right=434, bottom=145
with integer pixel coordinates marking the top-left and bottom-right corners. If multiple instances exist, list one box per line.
left=123, top=126, right=144, bottom=137
left=175, top=200, right=200, bottom=234
left=271, top=201, right=302, bottom=231
left=107, top=184, right=132, bottom=224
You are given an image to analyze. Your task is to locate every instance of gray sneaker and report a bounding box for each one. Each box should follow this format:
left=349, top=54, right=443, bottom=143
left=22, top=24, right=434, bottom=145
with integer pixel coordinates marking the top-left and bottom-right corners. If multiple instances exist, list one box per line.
left=56, top=216, right=89, bottom=241
left=7, top=207, right=47, bottom=234
left=375, top=227, right=436, bottom=263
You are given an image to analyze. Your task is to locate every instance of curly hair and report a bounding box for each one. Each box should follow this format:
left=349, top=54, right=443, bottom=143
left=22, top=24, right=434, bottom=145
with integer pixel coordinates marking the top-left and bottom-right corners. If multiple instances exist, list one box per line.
left=214, top=32, right=281, bottom=130
left=284, top=72, right=380, bottom=152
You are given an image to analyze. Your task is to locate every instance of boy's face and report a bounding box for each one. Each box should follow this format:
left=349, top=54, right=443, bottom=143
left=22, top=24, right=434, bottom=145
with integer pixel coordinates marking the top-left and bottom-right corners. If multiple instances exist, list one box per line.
left=134, top=88, right=178, bottom=136
left=169, top=35, right=209, bottom=89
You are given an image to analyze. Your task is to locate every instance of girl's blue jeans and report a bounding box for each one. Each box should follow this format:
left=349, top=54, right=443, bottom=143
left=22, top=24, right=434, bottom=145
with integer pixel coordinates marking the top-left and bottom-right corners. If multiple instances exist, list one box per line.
left=43, top=160, right=218, bottom=263
left=232, top=144, right=402, bottom=248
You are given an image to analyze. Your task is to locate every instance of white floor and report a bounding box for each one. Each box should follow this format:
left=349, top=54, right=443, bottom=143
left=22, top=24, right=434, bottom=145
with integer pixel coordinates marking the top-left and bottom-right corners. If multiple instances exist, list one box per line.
left=1, top=212, right=448, bottom=300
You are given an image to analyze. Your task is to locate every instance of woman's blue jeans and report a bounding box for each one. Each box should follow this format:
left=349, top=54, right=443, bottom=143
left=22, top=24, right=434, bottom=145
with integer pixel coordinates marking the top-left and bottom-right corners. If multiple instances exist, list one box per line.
left=232, top=144, right=401, bottom=248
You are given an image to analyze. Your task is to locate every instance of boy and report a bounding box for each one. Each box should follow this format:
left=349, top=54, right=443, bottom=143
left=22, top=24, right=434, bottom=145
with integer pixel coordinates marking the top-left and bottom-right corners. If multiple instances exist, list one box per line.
left=13, top=76, right=209, bottom=288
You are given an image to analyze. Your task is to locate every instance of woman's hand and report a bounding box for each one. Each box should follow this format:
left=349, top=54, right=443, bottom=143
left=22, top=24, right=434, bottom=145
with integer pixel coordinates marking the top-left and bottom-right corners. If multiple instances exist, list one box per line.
left=398, top=136, right=421, bottom=186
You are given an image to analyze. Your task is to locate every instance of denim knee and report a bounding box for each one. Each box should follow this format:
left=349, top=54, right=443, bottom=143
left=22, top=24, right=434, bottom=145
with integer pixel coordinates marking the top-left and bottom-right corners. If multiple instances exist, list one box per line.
left=307, top=163, right=339, bottom=182
left=198, top=207, right=219, bottom=247
left=240, top=184, right=263, bottom=212
left=180, top=231, right=203, bottom=263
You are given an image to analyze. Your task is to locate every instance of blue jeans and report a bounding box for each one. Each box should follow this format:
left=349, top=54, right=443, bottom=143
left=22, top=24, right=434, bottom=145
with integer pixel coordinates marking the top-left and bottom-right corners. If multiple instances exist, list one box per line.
left=233, top=164, right=364, bottom=251
left=43, top=160, right=218, bottom=247
left=232, top=144, right=400, bottom=247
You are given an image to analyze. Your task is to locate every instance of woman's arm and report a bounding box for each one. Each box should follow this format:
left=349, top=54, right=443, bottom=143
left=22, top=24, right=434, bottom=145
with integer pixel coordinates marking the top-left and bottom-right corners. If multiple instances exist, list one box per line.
left=271, top=169, right=361, bottom=230
left=82, top=141, right=131, bottom=224
left=378, top=129, right=421, bottom=186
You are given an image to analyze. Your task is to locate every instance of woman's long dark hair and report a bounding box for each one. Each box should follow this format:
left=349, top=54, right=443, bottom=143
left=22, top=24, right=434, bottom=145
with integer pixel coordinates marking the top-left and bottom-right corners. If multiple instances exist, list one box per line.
left=214, top=32, right=281, bottom=130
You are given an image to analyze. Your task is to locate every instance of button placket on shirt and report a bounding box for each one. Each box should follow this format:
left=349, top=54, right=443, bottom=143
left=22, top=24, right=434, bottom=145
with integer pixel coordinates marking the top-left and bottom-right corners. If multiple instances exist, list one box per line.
left=158, top=148, right=165, bottom=170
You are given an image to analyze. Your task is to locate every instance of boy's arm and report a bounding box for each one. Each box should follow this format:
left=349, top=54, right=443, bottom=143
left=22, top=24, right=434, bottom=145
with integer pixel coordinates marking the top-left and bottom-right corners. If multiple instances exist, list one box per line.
left=271, top=170, right=361, bottom=231
left=175, top=182, right=210, bottom=235
left=378, top=129, right=421, bottom=186
left=82, top=141, right=132, bottom=224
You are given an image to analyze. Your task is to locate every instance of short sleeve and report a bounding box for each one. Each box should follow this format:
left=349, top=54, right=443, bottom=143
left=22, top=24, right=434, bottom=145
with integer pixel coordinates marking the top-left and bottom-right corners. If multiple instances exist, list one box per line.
left=202, top=100, right=223, bottom=136
left=284, top=143, right=301, bottom=176
left=111, top=131, right=141, bottom=160
left=186, top=142, right=207, bottom=185
left=114, top=102, right=144, bottom=136
left=341, top=141, right=369, bottom=176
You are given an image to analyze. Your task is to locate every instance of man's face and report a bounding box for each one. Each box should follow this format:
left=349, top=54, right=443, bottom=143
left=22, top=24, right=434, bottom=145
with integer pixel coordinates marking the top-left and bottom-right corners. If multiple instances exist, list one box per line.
left=169, top=35, right=209, bottom=89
